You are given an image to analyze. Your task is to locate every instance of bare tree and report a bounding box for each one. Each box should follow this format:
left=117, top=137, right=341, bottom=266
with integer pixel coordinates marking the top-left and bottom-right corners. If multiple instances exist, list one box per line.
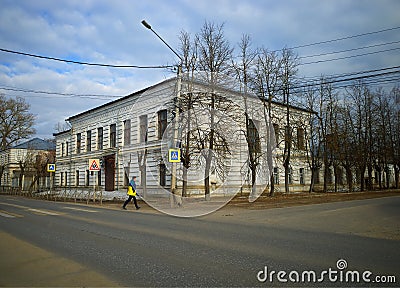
left=178, top=30, right=199, bottom=197
left=303, top=82, right=324, bottom=192
left=0, top=94, right=36, bottom=150
left=233, top=34, right=263, bottom=198
left=30, top=150, right=55, bottom=192
left=195, top=21, right=234, bottom=200
left=390, top=86, right=400, bottom=188
left=281, top=48, right=299, bottom=194
left=251, top=48, right=283, bottom=196
left=346, top=81, right=374, bottom=191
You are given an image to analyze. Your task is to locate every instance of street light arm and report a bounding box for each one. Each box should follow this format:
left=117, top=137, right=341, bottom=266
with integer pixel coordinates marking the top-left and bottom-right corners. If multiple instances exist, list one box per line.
left=141, top=19, right=183, bottom=62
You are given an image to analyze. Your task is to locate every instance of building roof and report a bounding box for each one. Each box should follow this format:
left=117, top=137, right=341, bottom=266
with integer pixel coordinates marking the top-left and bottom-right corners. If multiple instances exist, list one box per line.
left=66, top=78, right=176, bottom=122
left=65, top=76, right=314, bottom=122
left=13, top=138, right=56, bottom=151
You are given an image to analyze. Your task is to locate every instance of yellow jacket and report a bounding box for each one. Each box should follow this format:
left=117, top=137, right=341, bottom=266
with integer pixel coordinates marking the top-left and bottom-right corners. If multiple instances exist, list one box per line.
left=127, top=186, right=137, bottom=196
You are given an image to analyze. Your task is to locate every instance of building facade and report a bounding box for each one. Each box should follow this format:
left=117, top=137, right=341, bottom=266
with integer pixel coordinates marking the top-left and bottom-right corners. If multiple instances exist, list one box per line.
left=0, top=138, right=55, bottom=190
left=54, top=77, right=314, bottom=196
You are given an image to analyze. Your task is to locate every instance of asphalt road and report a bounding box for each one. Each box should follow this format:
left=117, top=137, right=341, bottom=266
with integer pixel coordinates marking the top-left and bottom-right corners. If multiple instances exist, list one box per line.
left=0, top=194, right=399, bottom=287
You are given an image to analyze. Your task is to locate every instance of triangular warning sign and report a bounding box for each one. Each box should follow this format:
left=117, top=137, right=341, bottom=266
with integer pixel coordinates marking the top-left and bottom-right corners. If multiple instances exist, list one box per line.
left=89, top=159, right=100, bottom=171
left=91, top=161, right=99, bottom=169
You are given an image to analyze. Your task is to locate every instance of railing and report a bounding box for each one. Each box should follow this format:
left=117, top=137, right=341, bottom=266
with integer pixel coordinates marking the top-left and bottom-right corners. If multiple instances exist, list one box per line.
left=0, top=186, right=111, bottom=204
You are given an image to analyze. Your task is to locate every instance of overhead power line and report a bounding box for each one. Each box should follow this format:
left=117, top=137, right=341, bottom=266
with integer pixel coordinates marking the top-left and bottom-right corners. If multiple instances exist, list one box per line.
left=288, top=25, right=400, bottom=50
left=0, top=48, right=175, bottom=69
left=292, top=69, right=400, bottom=91
left=2, top=66, right=399, bottom=100
left=299, top=40, right=400, bottom=59
left=0, top=85, right=122, bottom=100
left=300, top=47, right=400, bottom=65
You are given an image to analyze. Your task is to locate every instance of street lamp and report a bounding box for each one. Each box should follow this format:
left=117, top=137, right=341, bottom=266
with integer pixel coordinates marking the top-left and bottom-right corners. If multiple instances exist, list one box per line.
left=141, top=20, right=182, bottom=207
left=141, top=20, right=182, bottom=62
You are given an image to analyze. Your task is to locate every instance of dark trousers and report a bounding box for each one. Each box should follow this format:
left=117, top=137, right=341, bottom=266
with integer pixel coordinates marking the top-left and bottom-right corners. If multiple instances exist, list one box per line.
left=123, top=195, right=139, bottom=208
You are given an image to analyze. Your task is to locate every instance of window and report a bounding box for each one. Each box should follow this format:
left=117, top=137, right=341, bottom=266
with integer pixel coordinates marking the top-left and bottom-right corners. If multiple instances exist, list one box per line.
left=87, top=130, right=92, bottom=152
left=285, top=126, right=292, bottom=143
left=97, top=127, right=103, bottom=150
left=139, top=115, right=148, bottom=143
left=273, top=167, right=279, bottom=184
left=76, top=133, right=81, bottom=154
left=97, top=171, right=102, bottom=187
left=61, top=143, right=65, bottom=157
left=64, top=171, right=68, bottom=186
left=288, top=167, right=293, bottom=184
left=75, top=170, right=80, bottom=186
left=314, top=168, right=320, bottom=184
left=66, top=141, right=69, bottom=156
left=86, top=170, right=90, bottom=186
left=110, top=124, right=116, bottom=148
left=297, top=128, right=305, bottom=150
left=248, top=119, right=261, bottom=155
left=327, top=168, right=333, bottom=184
left=124, top=120, right=131, bottom=146
left=159, top=163, right=166, bottom=186
left=124, top=167, right=130, bottom=186
left=300, top=168, right=305, bottom=185
left=337, top=167, right=344, bottom=185
left=60, top=172, right=64, bottom=187
left=158, top=110, right=167, bottom=139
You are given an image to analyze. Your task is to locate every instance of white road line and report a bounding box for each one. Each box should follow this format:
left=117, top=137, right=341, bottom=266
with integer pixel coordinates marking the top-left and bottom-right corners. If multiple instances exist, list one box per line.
left=28, top=209, right=60, bottom=216
left=0, top=211, right=16, bottom=218
left=63, top=207, right=98, bottom=213
left=0, top=202, right=28, bottom=209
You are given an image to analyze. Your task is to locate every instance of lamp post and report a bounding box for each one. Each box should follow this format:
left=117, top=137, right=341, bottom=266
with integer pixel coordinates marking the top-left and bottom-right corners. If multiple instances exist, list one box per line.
left=141, top=20, right=182, bottom=207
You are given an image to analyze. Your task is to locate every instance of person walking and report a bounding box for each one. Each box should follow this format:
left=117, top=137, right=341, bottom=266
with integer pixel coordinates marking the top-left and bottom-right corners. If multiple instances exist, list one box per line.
left=122, top=176, right=140, bottom=210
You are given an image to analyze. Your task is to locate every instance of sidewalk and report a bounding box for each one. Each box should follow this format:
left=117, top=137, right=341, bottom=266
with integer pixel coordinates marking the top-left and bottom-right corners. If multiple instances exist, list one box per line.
left=0, top=231, right=120, bottom=287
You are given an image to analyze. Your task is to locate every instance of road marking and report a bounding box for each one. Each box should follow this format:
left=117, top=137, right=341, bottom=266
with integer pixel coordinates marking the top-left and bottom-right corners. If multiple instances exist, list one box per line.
left=63, top=207, right=98, bottom=213
left=0, top=202, right=28, bottom=209
left=0, top=203, right=61, bottom=216
left=0, top=210, right=17, bottom=218
left=28, top=209, right=60, bottom=216
left=0, top=210, right=23, bottom=218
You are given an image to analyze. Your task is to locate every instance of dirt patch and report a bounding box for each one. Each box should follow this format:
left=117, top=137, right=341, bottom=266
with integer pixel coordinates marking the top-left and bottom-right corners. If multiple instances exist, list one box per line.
left=229, top=190, right=400, bottom=209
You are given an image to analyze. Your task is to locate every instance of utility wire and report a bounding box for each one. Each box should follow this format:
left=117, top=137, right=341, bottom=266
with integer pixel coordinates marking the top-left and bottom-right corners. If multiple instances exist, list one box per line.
left=299, top=40, right=400, bottom=59
left=0, top=86, right=122, bottom=99
left=0, top=48, right=175, bottom=69
left=296, top=66, right=400, bottom=82
left=288, top=26, right=400, bottom=50
left=2, top=26, right=399, bottom=69
left=2, top=67, right=399, bottom=100
left=300, top=47, right=400, bottom=65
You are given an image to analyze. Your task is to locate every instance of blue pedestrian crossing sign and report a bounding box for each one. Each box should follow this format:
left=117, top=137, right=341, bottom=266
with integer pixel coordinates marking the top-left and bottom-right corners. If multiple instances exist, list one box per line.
left=47, top=164, right=56, bottom=172
left=168, top=149, right=181, bottom=163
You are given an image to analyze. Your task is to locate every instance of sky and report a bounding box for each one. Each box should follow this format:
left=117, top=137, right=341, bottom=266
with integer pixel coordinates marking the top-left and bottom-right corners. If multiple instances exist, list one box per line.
left=0, top=0, right=399, bottom=140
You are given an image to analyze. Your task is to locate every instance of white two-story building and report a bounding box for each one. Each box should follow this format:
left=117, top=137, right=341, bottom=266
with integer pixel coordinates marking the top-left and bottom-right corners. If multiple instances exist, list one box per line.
left=54, top=76, right=313, bottom=198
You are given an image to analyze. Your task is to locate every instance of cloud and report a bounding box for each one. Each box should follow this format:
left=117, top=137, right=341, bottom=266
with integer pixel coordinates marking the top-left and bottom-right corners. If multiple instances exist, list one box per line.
left=0, top=0, right=399, bottom=139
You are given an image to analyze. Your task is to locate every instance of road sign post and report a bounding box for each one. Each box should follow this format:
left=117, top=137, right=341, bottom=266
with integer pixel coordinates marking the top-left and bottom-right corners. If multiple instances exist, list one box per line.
left=47, top=164, right=56, bottom=198
left=168, top=149, right=181, bottom=163
left=88, top=159, right=101, bottom=203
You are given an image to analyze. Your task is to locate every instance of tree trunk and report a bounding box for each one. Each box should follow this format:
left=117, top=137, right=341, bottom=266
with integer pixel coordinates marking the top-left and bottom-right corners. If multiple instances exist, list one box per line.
left=204, top=148, right=212, bottom=201
left=394, top=165, right=399, bottom=189
left=269, top=174, right=275, bottom=197
left=182, top=166, right=188, bottom=197
left=367, top=164, right=373, bottom=190
left=323, top=165, right=329, bottom=193
left=360, top=165, right=366, bottom=192
left=345, top=167, right=353, bottom=193
left=309, top=168, right=315, bottom=193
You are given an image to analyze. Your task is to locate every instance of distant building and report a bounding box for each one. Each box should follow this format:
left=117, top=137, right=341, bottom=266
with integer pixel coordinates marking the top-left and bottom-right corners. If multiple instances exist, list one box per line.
left=54, top=77, right=313, bottom=196
left=0, top=138, right=56, bottom=190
